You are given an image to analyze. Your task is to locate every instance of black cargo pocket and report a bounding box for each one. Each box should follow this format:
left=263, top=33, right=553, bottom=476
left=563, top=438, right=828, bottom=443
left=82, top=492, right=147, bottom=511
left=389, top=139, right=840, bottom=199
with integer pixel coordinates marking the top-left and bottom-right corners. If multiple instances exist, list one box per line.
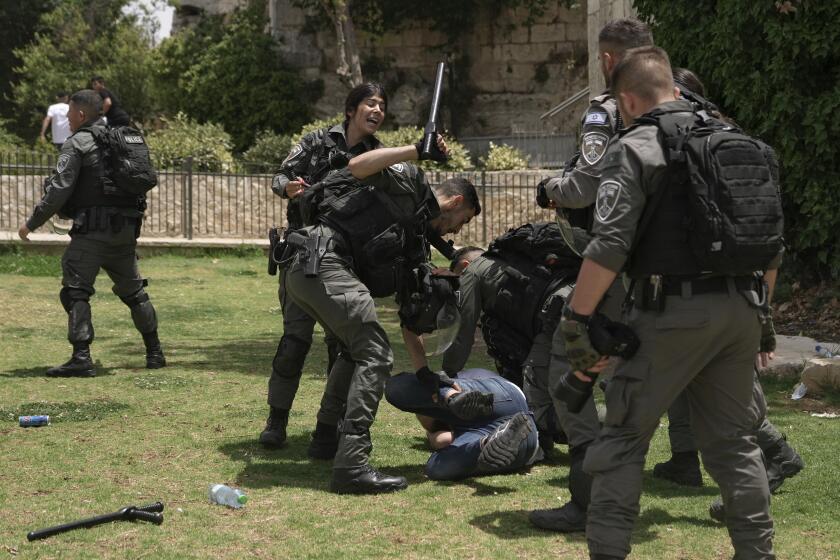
left=361, top=224, right=404, bottom=262
left=324, top=185, right=375, bottom=219
left=603, top=357, right=650, bottom=427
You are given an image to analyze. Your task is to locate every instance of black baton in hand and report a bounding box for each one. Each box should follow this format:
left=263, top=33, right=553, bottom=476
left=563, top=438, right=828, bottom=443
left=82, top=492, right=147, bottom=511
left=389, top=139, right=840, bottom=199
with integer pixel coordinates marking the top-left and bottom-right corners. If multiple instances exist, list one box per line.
left=27, top=502, right=164, bottom=541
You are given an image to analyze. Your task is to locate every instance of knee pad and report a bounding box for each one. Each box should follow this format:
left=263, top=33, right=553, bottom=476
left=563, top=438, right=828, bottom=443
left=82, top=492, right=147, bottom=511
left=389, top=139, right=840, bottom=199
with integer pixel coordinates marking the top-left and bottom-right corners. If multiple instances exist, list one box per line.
left=60, top=287, right=90, bottom=312
left=66, top=299, right=94, bottom=344
left=120, top=290, right=150, bottom=309
left=272, top=335, right=312, bottom=378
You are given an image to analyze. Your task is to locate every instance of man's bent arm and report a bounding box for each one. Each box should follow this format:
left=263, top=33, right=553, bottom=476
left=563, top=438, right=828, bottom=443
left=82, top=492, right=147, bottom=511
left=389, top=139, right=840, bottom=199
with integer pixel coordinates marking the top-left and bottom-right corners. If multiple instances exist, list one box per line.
left=402, top=326, right=428, bottom=370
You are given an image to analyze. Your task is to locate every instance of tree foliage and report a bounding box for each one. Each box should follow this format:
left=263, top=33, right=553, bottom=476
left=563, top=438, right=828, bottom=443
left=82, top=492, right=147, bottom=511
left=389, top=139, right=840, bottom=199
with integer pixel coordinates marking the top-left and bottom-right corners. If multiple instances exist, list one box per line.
left=479, top=142, right=529, bottom=170
left=146, top=113, right=235, bottom=172
left=10, top=0, right=157, bottom=139
left=634, top=0, right=840, bottom=279
left=153, top=1, right=321, bottom=153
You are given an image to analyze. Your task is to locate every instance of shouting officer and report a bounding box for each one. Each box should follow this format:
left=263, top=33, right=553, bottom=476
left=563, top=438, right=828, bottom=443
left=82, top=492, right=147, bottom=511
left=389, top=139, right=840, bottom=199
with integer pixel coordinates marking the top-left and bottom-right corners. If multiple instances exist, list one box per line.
left=283, top=136, right=480, bottom=494
left=18, top=90, right=164, bottom=377
left=260, top=83, right=387, bottom=453
left=561, top=47, right=779, bottom=559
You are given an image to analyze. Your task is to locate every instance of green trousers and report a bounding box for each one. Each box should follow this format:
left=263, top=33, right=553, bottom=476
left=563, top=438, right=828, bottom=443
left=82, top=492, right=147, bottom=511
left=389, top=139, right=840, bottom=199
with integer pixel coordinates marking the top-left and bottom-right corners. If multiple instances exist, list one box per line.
left=585, top=288, right=774, bottom=559
left=285, top=235, right=393, bottom=470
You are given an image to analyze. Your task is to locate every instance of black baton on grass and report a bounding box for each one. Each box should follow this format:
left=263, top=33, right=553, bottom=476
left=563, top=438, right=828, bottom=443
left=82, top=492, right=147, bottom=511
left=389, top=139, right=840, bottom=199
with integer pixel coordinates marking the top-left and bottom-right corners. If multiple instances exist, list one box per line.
left=27, top=502, right=164, bottom=541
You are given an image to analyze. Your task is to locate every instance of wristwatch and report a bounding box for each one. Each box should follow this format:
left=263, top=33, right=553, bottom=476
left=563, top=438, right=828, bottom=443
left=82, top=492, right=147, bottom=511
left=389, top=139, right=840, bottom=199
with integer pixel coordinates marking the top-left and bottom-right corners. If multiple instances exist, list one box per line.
left=562, top=304, right=592, bottom=325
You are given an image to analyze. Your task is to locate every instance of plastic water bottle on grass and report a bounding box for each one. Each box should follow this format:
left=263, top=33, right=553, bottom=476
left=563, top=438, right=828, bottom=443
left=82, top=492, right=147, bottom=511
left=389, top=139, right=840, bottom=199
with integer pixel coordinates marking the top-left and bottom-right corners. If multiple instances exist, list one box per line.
left=208, top=484, right=248, bottom=508
left=815, top=345, right=837, bottom=359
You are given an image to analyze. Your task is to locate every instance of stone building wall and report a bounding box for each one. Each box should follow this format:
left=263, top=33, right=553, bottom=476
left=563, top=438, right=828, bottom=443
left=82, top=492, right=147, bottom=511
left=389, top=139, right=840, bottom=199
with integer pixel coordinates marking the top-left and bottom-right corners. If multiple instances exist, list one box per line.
left=178, top=1, right=591, bottom=136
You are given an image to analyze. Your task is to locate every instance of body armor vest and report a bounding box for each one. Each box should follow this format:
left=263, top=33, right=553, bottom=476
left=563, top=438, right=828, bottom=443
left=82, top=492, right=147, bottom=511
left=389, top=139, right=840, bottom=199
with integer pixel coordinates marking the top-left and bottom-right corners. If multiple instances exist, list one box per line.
left=317, top=176, right=434, bottom=297
left=62, top=129, right=140, bottom=217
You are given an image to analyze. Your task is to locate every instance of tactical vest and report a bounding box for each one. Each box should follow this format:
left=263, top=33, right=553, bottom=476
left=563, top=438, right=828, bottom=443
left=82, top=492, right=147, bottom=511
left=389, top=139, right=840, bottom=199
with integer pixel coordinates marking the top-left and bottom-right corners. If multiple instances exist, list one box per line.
left=479, top=223, right=586, bottom=367
left=61, top=128, right=140, bottom=217
left=287, top=128, right=339, bottom=229
left=317, top=175, right=435, bottom=297
left=628, top=108, right=783, bottom=278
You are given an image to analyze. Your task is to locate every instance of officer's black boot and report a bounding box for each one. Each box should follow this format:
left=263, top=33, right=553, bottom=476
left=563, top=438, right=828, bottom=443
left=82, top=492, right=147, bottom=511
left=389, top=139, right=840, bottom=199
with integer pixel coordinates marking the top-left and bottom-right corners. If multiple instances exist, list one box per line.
left=142, top=330, right=166, bottom=369
left=308, top=421, right=339, bottom=460
left=529, top=444, right=590, bottom=532
left=259, top=407, right=289, bottom=448
left=764, top=434, right=804, bottom=494
left=652, top=451, right=703, bottom=487
left=329, top=465, right=408, bottom=494
left=476, top=412, right=532, bottom=472
left=46, top=343, right=96, bottom=377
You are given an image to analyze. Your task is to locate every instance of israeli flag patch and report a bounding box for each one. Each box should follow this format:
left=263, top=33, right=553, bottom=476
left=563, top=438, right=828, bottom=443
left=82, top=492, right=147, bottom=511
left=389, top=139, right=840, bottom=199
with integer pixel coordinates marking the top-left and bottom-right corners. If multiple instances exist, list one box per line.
left=584, top=111, right=608, bottom=125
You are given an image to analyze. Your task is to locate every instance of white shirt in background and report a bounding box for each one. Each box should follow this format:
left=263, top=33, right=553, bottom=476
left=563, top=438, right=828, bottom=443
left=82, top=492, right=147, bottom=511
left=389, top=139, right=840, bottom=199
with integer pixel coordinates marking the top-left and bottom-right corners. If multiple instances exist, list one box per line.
left=47, top=102, right=70, bottom=144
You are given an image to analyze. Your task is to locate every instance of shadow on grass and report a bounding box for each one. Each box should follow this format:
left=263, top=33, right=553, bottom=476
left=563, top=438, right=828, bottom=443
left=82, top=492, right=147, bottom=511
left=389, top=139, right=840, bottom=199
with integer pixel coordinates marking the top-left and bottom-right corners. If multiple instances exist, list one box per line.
left=437, top=477, right=520, bottom=497
left=218, top=437, right=430, bottom=492
left=470, top=505, right=716, bottom=542
left=163, top=338, right=278, bottom=375
left=642, top=473, right=722, bottom=498
left=0, top=362, right=117, bottom=378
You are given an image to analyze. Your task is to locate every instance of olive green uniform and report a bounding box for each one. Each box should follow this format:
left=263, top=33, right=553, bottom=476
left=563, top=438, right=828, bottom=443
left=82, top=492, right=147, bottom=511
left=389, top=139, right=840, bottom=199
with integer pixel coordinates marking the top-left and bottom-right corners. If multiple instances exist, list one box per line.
left=25, top=120, right=157, bottom=348
left=268, top=125, right=380, bottom=413
left=581, top=100, right=775, bottom=559
left=284, top=164, right=434, bottom=470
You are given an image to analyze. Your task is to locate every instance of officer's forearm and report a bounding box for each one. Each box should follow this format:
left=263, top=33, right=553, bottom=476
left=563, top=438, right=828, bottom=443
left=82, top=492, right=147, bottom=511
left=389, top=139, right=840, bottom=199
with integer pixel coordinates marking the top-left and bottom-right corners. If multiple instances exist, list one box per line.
left=349, top=146, right=417, bottom=180
left=568, top=258, right=617, bottom=315
left=764, top=268, right=778, bottom=303
left=401, top=327, right=428, bottom=370
left=545, top=173, right=598, bottom=209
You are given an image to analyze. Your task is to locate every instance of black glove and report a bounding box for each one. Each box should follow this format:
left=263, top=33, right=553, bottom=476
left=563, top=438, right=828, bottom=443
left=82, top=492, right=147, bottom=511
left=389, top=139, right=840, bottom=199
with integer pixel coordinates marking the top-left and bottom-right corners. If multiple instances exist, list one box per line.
left=415, top=133, right=448, bottom=162
left=760, top=314, right=776, bottom=353
left=446, top=390, right=494, bottom=420
left=536, top=179, right=551, bottom=208
left=588, top=313, right=640, bottom=359
left=415, top=366, right=456, bottom=396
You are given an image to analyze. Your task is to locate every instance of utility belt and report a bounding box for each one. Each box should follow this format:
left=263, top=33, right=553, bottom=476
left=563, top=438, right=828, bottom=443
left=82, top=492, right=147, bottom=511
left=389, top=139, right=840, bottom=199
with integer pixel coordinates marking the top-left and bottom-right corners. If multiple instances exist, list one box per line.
left=268, top=225, right=337, bottom=278
left=630, top=274, right=762, bottom=312
left=70, top=206, right=144, bottom=236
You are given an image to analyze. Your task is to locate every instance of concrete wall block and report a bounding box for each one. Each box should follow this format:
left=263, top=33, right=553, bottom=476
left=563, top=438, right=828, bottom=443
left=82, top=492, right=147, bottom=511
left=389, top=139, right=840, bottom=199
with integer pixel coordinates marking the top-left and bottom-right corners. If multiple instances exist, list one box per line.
left=529, top=23, right=564, bottom=44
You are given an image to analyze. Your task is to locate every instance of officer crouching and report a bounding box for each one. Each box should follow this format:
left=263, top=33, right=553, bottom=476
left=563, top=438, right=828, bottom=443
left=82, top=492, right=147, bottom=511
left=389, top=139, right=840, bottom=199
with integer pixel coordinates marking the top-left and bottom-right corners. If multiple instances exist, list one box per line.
left=281, top=135, right=480, bottom=494
left=18, top=90, right=164, bottom=377
left=559, top=47, right=780, bottom=559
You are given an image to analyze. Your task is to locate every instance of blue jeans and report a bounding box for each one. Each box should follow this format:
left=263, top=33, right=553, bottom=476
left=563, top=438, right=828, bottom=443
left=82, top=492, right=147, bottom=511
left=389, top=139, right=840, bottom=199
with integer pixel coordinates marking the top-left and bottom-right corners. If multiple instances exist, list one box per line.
left=385, top=368, right=539, bottom=480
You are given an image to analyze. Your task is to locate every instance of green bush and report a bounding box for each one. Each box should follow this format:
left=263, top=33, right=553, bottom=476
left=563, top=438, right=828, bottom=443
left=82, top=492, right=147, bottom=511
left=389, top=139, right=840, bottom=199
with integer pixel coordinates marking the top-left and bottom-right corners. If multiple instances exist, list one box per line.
left=154, top=2, right=319, bottom=153
left=240, top=130, right=293, bottom=173
left=377, top=126, right=472, bottom=171
left=0, top=120, right=23, bottom=151
left=146, top=113, right=235, bottom=172
left=479, top=142, right=530, bottom=170
left=634, top=0, right=840, bottom=279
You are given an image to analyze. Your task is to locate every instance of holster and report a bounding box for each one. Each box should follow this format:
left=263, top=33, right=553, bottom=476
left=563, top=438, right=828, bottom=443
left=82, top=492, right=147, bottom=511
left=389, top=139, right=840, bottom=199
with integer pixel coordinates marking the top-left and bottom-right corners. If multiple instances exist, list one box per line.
left=268, top=227, right=282, bottom=276
left=286, top=230, right=331, bottom=278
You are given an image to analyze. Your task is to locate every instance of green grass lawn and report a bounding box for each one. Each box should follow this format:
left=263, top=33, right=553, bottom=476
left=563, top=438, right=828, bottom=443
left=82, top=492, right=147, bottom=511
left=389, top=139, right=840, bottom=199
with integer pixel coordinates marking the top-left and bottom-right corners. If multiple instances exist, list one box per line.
left=1, top=249, right=838, bottom=559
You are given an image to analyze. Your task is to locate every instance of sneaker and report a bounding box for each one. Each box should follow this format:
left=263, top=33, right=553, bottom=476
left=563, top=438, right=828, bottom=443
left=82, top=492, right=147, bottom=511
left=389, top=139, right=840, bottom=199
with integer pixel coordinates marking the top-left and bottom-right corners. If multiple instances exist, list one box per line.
left=529, top=500, right=587, bottom=532
left=329, top=465, right=408, bottom=494
left=652, top=452, right=703, bottom=487
left=477, top=412, right=532, bottom=471
left=308, top=422, right=339, bottom=460
left=258, top=407, right=289, bottom=448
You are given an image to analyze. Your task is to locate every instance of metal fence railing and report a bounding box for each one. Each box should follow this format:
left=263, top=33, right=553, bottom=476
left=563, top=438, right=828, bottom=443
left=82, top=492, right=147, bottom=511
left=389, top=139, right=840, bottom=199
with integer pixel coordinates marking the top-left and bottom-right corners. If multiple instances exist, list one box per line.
left=1, top=151, right=559, bottom=247
left=459, top=132, right=576, bottom=169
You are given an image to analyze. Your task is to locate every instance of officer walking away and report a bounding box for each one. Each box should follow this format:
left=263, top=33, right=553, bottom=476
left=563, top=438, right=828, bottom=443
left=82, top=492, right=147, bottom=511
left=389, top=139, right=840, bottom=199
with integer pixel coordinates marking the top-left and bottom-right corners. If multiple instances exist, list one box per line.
left=283, top=136, right=479, bottom=494
left=260, top=83, right=386, bottom=453
left=561, top=47, right=780, bottom=559
left=18, top=90, right=164, bottom=377
left=90, top=76, right=130, bottom=126
left=653, top=68, right=804, bottom=498
left=40, top=91, right=71, bottom=150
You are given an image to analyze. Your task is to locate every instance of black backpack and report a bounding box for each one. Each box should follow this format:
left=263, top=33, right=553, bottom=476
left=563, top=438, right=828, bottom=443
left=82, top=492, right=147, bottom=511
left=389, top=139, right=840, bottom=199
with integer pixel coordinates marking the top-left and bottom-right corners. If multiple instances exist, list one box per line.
left=89, top=125, right=158, bottom=196
left=638, top=109, right=784, bottom=274
left=482, top=222, right=588, bottom=341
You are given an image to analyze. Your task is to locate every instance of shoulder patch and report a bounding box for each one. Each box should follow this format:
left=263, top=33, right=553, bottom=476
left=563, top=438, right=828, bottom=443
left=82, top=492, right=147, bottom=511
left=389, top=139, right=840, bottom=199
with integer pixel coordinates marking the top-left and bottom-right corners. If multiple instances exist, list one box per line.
left=389, top=162, right=405, bottom=174
left=56, top=153, right=71, bottom=174
left=584, top=111, right=608, bottom=125
left=595, top=180, right=622, bottom=223
left=282, top=144, right=303, bottom=165
left=581, top=132, right=610, bottom=166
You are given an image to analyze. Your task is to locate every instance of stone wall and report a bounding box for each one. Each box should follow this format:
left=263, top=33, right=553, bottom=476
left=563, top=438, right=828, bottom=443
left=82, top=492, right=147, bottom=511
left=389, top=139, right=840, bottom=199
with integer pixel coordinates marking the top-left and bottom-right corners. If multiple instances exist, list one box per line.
left=179, top=1, right=591, bottom=136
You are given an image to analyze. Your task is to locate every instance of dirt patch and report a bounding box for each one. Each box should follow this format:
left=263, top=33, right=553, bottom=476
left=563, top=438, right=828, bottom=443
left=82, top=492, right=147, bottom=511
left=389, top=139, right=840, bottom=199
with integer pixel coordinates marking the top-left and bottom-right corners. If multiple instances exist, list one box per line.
left=774, top=282, right=840, bottom=342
